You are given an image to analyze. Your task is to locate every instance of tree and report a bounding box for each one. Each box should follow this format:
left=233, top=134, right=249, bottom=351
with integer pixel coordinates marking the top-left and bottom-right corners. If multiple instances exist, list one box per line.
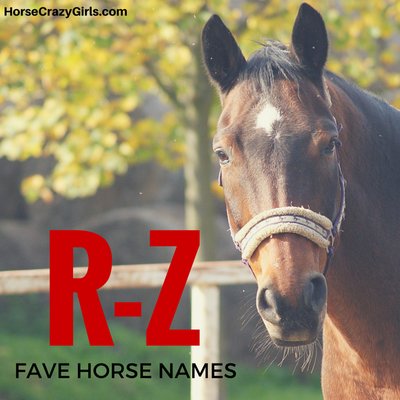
left=0, top=0, right=399, bottom=259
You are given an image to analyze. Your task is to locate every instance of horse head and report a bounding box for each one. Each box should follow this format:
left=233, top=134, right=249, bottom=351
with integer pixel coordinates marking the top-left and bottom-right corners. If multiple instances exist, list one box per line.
left=202, top=3, right=345, bottom=347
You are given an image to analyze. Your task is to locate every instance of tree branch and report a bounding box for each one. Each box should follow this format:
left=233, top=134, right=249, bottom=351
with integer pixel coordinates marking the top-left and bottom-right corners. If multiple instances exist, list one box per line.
left=144, top=61, right=184, bottom=110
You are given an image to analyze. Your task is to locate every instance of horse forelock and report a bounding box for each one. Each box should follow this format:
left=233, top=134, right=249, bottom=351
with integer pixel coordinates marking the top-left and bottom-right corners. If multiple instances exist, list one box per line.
left=234, top=40, right=333, bottom=118
left=239, top=40, right=302, bottom=93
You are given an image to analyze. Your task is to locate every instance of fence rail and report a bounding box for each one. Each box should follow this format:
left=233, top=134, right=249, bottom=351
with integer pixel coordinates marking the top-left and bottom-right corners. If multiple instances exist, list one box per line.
left=0, top=260, right=254, bottom=400
left=0, top=260, right=252, bottom=295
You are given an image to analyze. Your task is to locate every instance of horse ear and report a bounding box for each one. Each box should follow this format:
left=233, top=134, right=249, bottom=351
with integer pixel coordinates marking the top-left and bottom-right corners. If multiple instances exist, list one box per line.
left=291, top=3, right=328, bottom=78
left=202, top=15, right=246, bottom=93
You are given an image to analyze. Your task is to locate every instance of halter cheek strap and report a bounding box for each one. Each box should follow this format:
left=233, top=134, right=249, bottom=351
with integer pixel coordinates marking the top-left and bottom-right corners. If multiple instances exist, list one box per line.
left=219, top=163, right=346, bottom=276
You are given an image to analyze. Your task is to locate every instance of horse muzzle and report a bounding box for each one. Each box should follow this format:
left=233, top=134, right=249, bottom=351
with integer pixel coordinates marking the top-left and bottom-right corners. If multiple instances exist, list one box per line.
left=256, top=273, right=327, bottom=346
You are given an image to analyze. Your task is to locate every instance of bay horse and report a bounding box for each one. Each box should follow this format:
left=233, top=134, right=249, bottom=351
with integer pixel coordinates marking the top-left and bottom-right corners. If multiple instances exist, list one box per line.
left=202, top=3, right=400, bottom=399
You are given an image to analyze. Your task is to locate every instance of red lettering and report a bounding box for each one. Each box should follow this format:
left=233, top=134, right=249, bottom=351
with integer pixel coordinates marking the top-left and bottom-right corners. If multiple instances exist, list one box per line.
left=49, top=230, right=113, bottom=346
left=146, top=230, right=200, bottom=346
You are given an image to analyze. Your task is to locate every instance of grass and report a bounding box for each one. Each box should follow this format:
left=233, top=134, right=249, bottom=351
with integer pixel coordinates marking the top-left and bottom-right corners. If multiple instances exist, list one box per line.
left=0, top=323, right=322, bottom=400
left=0, top=294, right=322, bottom=399
left=228, top=364, right=322, bottom=400
left=0, top=324, right=190, bottom=400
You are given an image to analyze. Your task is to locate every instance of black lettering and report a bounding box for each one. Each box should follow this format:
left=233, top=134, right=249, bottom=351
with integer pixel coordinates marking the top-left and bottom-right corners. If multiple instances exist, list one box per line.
left=77, top=363, right=91, bottom=378
left=224, top=363, right=237, bottom=378
left=26, top=363, right=42, bottom=379
left=192, top=363, right=208, bottom=378
left=111, top=363, right=124, bottom=378
left=126, top=363, right=138, bottom=378
left=159, top=363, right=173, bottom=378
left=42, top=363, right=56, bottom=378
left=4, top=7, right=13, bottom=16
left=94, top=363, right=109, bottom=378
left=59, top=363, right=70, bottom=378
left=175, top=363, right=190, bottom=378
left=140, top=363, right=152, bottom=378
left=211, top=363, right=224, bottom=378
left=16, top=363, right=26, bottom=378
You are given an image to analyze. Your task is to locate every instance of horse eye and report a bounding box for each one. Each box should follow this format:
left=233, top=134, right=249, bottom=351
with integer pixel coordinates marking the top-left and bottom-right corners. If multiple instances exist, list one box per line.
left=324, top=138, right=341, bottom=155
left=215, top=149, right=230, bottom=164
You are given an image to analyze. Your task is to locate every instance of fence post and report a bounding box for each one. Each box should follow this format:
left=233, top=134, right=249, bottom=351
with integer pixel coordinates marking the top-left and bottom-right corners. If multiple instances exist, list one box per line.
left=190, top=285, right=220, bottom=400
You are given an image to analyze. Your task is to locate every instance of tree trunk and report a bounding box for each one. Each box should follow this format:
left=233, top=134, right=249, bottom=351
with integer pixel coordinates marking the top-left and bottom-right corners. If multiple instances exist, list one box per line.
left=186, top=38, right=222, bottom=400
left=184, top=43, right=215, bottom=262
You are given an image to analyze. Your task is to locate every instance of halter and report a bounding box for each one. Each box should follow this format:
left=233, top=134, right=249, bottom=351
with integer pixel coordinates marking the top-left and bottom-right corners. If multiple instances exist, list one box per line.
left=218, top=143, right=346, bottom=277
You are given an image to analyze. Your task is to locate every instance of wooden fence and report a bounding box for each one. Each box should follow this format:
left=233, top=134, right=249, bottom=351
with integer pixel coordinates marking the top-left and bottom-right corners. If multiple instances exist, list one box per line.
left=0, top=260, right=254, bottom=400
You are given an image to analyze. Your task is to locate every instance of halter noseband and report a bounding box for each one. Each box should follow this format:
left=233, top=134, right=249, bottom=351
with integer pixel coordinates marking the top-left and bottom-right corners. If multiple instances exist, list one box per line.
left=218, top=156, right=346, bottom=277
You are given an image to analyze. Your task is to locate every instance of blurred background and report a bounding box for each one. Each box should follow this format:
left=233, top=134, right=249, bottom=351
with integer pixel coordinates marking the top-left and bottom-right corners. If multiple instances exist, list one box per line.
left=0, top=0, right=399, bottom=399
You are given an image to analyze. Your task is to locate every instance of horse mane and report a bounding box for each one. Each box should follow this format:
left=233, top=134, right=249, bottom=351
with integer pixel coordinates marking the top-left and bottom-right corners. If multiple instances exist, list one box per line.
left=326, top=70, right=400, bottom=147
left=240, top=41, right=302, bottom=91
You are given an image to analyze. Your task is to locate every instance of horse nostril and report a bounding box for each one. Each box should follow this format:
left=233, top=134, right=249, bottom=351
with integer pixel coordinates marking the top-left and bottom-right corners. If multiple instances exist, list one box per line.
left=303, top=275, right=327, bottom=313
left=257, top=288, right=281, bottom=324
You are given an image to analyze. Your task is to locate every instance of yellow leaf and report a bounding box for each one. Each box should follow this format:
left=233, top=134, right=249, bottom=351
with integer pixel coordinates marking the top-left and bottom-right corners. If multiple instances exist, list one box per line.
left=110, top=113, right=131, bottom=130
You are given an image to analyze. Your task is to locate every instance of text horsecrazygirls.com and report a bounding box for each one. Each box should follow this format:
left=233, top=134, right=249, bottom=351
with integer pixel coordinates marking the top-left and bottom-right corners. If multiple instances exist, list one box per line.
left=3, top=6, right=128, bottom=18
left=16, top=362, right=237, bottom=379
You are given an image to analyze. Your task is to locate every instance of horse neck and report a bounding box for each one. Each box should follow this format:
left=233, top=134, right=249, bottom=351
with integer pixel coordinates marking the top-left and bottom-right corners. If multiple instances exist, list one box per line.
left=331, top=76, right=400, bottom=236
left=325, top=74, right=400, bottom=368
